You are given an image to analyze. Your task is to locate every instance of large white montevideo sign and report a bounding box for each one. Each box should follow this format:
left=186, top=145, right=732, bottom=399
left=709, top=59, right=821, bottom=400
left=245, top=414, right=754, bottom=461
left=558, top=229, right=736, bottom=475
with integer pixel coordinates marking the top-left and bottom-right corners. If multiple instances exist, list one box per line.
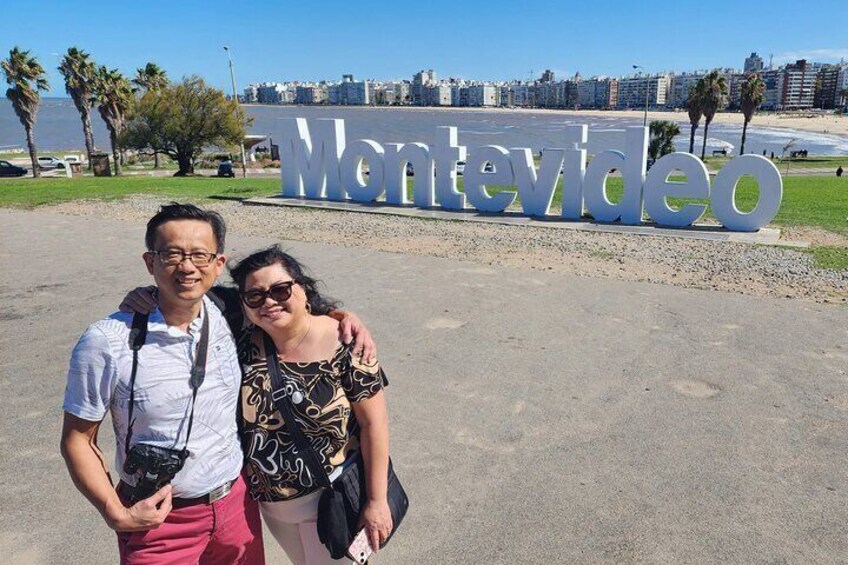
left=279, top=118, right=783, bottom=232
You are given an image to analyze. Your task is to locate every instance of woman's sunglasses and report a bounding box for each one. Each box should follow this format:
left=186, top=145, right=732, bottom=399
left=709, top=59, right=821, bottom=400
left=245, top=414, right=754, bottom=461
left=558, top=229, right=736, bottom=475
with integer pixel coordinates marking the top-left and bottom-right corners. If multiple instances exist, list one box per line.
left=241, top=281, right=295, bottom=309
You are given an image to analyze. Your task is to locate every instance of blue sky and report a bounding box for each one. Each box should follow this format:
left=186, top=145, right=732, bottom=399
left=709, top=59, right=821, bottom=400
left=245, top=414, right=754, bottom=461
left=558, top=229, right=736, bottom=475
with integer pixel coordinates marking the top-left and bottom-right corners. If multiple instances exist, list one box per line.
left=3, top=0, right=847, bottom=95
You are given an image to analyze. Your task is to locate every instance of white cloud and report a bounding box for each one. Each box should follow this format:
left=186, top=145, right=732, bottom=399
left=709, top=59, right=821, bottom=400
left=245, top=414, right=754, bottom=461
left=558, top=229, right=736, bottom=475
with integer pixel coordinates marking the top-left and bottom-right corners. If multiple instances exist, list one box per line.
left=772, top=49, right=848, bottom=65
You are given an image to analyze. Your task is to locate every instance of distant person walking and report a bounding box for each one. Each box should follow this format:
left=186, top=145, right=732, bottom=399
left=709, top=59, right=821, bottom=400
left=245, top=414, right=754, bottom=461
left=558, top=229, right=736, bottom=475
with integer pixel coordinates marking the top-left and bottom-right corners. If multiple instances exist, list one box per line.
left=837, top=166, right=843, bottom=177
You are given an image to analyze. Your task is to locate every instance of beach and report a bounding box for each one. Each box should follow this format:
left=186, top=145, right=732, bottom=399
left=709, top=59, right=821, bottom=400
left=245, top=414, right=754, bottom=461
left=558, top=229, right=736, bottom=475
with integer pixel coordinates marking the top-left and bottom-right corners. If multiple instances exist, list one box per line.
left=245, top=104, right=848, bottom=137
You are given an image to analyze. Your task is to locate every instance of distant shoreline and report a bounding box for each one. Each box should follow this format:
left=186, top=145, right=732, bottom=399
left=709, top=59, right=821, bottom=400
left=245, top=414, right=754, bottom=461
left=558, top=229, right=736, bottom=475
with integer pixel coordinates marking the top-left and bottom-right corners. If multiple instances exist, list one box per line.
left=242, top=103, right=848, bottom=137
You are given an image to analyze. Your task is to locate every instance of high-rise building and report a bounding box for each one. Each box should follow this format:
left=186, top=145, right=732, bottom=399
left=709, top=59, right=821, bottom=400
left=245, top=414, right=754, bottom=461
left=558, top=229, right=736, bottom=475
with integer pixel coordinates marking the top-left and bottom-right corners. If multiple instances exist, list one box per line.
left=780, top=59, right=818, bottom=109
left=243, top=84, right=258, bottom=103
left=616, top=74, right=669, bottom=109
left=256, top=82, right=292, bottom=105
left=668, top=73, right=704, bottom=108
left=412, top=70, right=437, bottom=105
left=467, top=85, right=497, bottom=107
left=744, top=52, right=764, bottom=73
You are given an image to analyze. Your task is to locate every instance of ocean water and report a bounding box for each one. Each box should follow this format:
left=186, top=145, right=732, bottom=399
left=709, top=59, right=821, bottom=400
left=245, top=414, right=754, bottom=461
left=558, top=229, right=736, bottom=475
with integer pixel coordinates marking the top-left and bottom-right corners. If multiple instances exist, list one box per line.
left=2, top=98, right=846, bottom=157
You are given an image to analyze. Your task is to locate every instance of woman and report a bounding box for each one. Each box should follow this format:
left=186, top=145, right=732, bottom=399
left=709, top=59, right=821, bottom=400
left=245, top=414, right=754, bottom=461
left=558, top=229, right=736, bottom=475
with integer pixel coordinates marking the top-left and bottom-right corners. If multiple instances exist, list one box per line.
left=229, top=245, right=393, bottom=565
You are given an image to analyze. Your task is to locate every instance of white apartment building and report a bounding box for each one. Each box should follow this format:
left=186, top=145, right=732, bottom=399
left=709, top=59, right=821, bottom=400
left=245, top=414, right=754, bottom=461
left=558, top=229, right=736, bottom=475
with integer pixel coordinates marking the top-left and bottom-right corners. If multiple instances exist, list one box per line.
left=668, top=73, right=703, bottom=108
left=426, top=84, right=452, bottom=106
left=255, top=82, right=291, bottom=105
left=295, top=85, right=327, bottom=105
left=837, top=66, right=848, bottom=107
left=467, top=85, right=497, bottom=106
left=243, top=84, right=258, bottom=103
left=616, top=74, right=669, bottom=109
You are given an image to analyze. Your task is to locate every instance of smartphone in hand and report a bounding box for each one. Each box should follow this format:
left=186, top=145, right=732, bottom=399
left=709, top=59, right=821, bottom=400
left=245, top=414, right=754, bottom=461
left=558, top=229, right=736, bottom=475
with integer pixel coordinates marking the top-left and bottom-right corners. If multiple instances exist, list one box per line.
left=346, top=528, right=374, bottom=564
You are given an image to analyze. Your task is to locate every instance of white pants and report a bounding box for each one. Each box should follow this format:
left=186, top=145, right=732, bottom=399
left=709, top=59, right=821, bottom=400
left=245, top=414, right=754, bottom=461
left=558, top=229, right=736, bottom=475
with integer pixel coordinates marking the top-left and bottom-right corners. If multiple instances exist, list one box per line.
left=260, top=491, right=353, bottom=565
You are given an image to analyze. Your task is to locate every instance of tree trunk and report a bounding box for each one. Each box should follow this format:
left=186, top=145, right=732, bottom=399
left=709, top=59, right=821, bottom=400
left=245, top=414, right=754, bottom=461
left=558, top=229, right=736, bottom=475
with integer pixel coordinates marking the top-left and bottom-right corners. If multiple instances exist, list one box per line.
left=81, top=108, right=96, bottom=169
left=740, top=120, right=749, bottom=156
left=688, top=124, right=697, bottom=154
left=26, top=124, right=40, bottom=178
left=110, top=129, right=122, bottom=176
left=154, top=152, right=161, bottom=169
left=175, top=154, right=193, bottom=176
left=701, top=121, right=710, bottom=160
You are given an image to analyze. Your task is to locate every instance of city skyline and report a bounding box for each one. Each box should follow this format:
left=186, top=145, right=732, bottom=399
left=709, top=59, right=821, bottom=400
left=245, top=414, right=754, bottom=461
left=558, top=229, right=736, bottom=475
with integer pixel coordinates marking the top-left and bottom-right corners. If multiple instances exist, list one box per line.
left=3, top=0, right=848, bottom=96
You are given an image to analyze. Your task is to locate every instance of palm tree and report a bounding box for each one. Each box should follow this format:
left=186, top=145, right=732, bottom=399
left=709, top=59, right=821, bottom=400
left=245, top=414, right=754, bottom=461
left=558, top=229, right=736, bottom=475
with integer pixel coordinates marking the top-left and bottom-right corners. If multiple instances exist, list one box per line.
left=132, top=62, right=169, bottom=168
left=698, top=70, right=728, bottom=160
left=739, top=74, right=765, bottom=156
left=133, top=62, right=169, bottom=92
left=685, top=86, right=702, bottom=154
left=93, top=66, right=135, bottom=175
left=648, top=120, right=681, bottom=160
left=1, top=47, right=48, bottom=178
left=58, top=47, right=98, bottom=168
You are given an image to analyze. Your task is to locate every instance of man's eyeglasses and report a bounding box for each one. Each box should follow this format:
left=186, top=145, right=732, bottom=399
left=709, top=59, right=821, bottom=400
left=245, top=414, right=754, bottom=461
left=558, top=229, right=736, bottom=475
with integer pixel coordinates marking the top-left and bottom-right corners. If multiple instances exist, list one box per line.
left=241, top=281, right=295, bottom=309
left=150, top=250, right=218, bottom=267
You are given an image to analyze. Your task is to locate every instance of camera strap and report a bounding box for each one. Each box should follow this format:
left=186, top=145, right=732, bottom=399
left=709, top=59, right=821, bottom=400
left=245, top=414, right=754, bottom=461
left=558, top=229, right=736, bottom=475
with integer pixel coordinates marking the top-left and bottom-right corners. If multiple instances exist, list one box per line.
left=125, top=305, right=211, bottom=457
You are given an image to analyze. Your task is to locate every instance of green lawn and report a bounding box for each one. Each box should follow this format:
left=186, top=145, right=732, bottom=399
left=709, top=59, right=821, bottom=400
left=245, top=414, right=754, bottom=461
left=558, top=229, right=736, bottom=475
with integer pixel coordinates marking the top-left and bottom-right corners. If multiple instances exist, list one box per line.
left=0, top=176, right=276, bottom=207
left=471, top=175, right=848, bottom=236
left=1, top=174, right=845, bottom=269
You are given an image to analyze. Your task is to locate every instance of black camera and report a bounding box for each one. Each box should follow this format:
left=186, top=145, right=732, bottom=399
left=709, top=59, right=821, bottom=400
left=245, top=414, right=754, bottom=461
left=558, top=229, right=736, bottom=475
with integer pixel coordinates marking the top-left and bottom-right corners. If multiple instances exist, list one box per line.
left=123, top=444, right=189, bottom=504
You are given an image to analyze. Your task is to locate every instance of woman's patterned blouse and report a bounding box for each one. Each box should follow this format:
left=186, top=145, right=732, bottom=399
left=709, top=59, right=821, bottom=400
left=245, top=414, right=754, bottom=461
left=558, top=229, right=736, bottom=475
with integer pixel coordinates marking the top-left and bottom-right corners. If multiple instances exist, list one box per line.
left=238, top=327, right=388, bottom=501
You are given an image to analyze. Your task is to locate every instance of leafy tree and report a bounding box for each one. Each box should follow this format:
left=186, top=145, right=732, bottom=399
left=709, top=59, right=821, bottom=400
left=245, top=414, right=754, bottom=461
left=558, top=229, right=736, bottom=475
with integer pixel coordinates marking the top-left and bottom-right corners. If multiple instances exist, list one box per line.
left=132, top=62, right=169, bottom=168
left=58, top=47, right=98, bottom=167
left=697, top=70, right=728, bottom=160
left=648, top=120, right=681, bottom=160
left=739, top=74, right=765, bottom=155
left=2, top=47, right=48, bottom=178
left=122, top=76, right=249, bottom=176
left=685, top=86, right=702, bottom=154
left=93, top=66, right=135, bottom=175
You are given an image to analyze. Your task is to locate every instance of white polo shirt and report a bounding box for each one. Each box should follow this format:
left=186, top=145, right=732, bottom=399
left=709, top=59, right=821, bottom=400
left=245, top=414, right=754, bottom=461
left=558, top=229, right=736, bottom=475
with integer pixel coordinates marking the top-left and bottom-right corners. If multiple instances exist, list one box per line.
left=63, top=296, right=243, bottom=498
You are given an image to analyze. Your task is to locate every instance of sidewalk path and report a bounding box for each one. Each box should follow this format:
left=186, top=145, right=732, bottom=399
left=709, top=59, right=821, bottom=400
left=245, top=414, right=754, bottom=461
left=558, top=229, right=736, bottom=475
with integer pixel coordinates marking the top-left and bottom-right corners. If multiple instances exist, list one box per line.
left=0, top=208, right=845, bottom=564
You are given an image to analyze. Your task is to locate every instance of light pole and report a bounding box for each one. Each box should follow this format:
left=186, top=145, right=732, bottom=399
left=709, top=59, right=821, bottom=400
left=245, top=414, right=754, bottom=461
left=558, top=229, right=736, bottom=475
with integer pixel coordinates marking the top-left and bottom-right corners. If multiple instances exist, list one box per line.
left=223, top=46, right=248, bottom=179
left=632, top=65, right=649, bottom=127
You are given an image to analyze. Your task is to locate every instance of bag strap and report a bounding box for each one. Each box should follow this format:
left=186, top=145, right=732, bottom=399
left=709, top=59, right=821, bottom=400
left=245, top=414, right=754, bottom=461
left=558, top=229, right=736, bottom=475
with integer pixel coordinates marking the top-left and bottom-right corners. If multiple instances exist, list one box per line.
left=124, top=307, right=210, bottom=456
left=124, top=312, right=149, bottom=455
left=262, top=332, right=333, bottom=490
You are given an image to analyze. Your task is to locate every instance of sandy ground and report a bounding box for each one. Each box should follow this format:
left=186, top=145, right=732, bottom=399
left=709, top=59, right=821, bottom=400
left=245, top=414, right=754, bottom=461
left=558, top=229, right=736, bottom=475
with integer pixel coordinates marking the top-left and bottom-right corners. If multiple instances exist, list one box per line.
left=41, top=197, right=848, bottom=304
left=243, top=104, right=848, bottom=137
left=2, top=208, right=847, bottom=565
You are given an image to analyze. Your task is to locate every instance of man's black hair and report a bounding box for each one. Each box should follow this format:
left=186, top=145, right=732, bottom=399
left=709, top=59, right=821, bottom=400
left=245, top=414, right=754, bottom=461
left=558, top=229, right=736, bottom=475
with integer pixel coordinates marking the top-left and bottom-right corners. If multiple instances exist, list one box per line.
left=145, top=202, right=227, bottom=253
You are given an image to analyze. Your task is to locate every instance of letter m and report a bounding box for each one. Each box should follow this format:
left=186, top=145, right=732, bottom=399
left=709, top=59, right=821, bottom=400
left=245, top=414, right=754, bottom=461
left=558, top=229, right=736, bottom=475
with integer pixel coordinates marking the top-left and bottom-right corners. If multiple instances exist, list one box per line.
left=279, top=118, right=347, bottom=200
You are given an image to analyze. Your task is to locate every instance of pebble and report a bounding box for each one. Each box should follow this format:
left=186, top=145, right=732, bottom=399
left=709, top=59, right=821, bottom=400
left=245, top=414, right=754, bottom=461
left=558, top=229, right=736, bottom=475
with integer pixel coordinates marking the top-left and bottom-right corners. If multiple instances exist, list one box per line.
left=45, top=196, right=848, bottom=303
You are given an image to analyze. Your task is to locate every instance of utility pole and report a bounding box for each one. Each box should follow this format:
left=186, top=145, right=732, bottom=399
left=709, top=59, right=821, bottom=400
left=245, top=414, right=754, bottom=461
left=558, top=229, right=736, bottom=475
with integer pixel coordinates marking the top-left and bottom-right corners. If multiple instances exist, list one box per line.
left=223, top=46, right=248, bottom=179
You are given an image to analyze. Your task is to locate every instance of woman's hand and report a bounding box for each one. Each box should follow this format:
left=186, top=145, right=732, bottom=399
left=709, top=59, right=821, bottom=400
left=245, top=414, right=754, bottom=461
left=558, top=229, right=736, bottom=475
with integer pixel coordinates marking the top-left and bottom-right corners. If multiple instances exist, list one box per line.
left=332, top=310, right=377, bottom=363
left=359, top=499, right=393, bottom=552
left=118, top=286, right=158, bottom=314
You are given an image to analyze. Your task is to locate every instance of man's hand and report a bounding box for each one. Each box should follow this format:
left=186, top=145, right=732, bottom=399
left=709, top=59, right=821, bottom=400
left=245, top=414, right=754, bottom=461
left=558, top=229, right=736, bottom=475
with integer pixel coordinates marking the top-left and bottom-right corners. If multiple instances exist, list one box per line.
left=106, top=485, right=173, bottom=532
left=118, top=286, right=158, bottom=315
left=334, top=310, right=376, bottom=364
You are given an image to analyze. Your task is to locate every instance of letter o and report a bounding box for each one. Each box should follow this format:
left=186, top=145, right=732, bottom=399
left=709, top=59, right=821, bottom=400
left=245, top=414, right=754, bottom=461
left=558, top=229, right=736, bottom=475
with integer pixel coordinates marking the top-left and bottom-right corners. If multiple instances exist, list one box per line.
left=711, top=155, right=782, bottom=232
left=340, top=139, right=385, bottom=202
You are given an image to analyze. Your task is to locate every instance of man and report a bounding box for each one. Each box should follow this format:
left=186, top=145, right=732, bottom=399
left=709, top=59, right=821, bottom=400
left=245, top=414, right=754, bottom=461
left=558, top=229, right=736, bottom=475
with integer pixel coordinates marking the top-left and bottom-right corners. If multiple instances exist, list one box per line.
left=61, top=203, right=372, bottom=564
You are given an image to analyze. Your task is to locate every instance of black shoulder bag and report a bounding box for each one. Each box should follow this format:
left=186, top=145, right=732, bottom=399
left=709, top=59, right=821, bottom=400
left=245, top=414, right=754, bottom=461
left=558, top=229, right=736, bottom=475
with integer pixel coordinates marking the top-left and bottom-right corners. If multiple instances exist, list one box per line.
left=263, top=333, right=409, bottom=560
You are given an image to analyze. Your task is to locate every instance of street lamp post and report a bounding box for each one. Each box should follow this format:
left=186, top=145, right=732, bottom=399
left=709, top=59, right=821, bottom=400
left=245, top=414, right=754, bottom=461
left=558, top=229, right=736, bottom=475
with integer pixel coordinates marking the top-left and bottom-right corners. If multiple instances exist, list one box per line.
left=223, top=46, right=248, bottom=179
left=632, top=65, right=650, bottom=127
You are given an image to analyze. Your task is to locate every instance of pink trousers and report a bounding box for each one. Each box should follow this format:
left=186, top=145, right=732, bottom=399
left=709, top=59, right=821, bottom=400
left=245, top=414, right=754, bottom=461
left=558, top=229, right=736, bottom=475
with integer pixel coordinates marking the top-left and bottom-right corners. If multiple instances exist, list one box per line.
left=117, top=475, right=265, bottom=565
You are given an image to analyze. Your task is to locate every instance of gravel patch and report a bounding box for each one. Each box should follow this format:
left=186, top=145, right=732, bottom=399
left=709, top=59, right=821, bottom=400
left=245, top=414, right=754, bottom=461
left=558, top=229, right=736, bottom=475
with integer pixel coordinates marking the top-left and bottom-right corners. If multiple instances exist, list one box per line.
left=43, top=196, right=848, bottom=304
